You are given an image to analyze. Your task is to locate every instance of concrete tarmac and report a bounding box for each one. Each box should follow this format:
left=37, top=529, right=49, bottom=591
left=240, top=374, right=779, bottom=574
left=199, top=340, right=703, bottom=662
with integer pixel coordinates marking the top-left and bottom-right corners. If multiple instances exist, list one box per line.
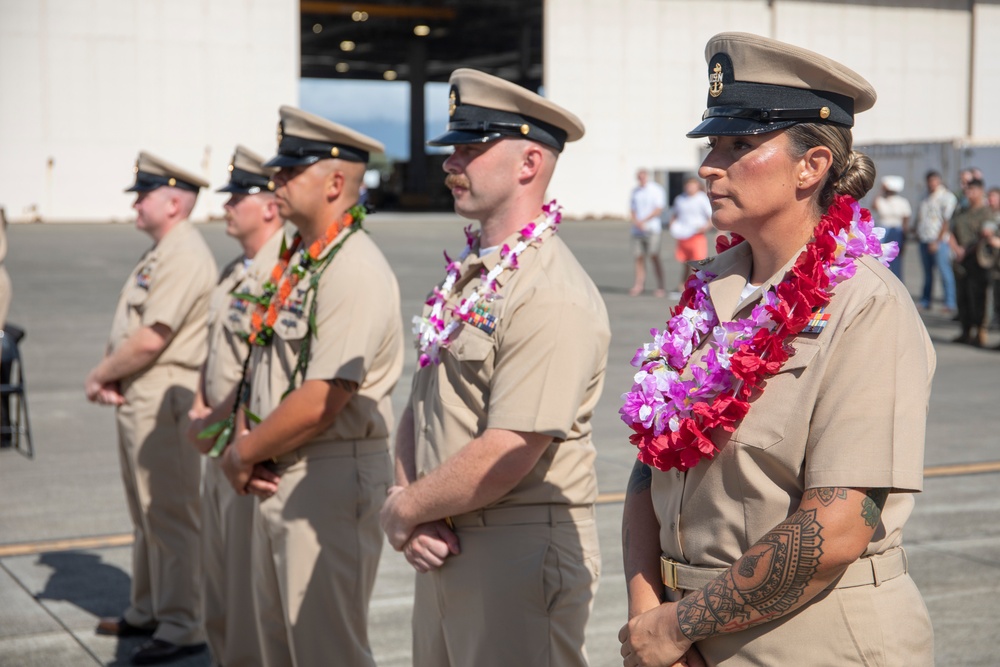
left=0, top=216, right=997, bottom=666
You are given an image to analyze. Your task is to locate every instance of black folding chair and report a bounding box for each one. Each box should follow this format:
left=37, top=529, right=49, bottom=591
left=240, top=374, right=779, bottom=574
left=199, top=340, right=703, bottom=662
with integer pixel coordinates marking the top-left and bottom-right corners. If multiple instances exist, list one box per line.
left=1, top=324, right=33, bottom=459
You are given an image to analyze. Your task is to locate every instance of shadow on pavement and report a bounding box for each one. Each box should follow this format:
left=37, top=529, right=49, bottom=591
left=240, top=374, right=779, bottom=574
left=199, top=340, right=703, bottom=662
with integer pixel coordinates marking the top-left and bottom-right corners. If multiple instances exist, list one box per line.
left=34, top=551, right=149, bottom=665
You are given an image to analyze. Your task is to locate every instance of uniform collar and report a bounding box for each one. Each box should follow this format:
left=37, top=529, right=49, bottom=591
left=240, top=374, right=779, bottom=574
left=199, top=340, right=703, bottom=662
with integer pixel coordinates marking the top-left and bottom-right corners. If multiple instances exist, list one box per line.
left=150, top=219, right=193, bottom=254
left=698, top=240, right=808, bottom=321
left=246, top=227, right=287, bottom=280
left=697, top=242, right=751, bottom=322
left=463, top=213, right=549, bottom=289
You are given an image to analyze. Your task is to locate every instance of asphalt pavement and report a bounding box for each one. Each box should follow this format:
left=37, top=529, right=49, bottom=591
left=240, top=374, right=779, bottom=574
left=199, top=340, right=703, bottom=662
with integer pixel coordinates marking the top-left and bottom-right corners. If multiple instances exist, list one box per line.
left=0, top=215, right=997, bottom=666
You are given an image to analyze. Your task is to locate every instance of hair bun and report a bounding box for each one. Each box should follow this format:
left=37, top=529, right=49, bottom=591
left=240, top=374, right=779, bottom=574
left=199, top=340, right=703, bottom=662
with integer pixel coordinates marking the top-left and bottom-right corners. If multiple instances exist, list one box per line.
left=834, top=150, right=876, bottom=201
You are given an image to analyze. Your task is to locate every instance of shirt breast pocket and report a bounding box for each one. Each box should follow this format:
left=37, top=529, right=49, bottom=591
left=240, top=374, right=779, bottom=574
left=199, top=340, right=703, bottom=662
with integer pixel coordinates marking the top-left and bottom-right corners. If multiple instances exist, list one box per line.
left=222, top=296, right=253, bottom=337
left=271, top=309, right=308, bottom=342
left=438, top=323, right=495, bottom=408
left=125, top=286, right=148, bottom=313
left=729, top=340, right=820, bottom=450
left=447, top=323, right=494, bottom=362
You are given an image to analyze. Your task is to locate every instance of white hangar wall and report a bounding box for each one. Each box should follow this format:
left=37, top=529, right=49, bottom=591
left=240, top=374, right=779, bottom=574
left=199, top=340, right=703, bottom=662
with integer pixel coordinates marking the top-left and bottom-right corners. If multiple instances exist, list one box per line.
left=545, top=0, right=1000, bottom=218
left=0, top=0, right=299, bottom=223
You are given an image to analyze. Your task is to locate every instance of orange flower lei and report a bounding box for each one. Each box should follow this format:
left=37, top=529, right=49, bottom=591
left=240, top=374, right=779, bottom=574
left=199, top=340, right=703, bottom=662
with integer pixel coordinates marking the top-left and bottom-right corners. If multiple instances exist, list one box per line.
left=246, top=205, right=365, bottom=346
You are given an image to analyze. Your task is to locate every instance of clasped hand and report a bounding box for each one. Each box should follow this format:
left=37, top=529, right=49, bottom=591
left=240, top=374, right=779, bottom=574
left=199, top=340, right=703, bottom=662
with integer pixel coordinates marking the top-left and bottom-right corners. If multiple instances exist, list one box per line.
left=619, top=603, right=703, bottom=667
left=84, top=371, right=124, bottom=406
left=380, top=486, right=460, bottom=572
left=219, top=429, right=281, bottom=499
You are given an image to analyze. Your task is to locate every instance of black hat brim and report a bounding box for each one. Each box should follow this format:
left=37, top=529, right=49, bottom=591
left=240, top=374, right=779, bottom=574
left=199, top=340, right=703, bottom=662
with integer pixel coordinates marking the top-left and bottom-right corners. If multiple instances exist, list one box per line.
left=686, top=116, right=797, bottom=138
left=262, top=154, right=322, bottom=169
left=124, top=182, right=163, bottom=193
left=216, top=184, right=257, bottom=194
left=427, top=129, right=504, bottom=147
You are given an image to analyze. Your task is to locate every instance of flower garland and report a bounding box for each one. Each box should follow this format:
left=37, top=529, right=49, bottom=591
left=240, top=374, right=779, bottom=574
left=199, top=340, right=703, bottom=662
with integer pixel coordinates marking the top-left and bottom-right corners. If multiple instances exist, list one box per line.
left=197, top=204, right=365, bottom=457
left=412, top=200, right=563, bottom=366
left=619, top=195, right=899, bottom=473
left=245, top=204, right=365, bottom=347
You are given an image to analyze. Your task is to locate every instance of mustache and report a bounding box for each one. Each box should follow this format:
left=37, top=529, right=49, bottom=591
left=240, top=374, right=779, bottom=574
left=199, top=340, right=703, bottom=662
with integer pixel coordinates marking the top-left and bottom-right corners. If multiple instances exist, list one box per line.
left=445, top=174, right=470, bottom=190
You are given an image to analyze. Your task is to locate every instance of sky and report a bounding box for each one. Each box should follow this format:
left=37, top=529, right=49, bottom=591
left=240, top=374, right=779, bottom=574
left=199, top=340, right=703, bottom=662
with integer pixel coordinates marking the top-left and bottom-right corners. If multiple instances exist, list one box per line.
left=299, top=78, right=452, bottom=161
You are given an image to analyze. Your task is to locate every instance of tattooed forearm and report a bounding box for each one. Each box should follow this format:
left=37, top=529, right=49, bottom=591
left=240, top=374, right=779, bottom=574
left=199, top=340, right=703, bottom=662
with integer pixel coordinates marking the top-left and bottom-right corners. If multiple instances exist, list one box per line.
left=861, top=488, right=889, bottom=528
left=676, top=509, right=825, bottom=641
left=626, top=459, right=653, bottom=496
left=805, top=487, right=848, bottom=507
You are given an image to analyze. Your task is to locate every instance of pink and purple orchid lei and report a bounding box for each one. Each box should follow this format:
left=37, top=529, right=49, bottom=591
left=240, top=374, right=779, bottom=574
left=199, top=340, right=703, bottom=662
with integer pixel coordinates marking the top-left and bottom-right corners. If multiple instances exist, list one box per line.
left=620, top=195, right=898, bottom=473
left=412, top=200, right=563, bottom=367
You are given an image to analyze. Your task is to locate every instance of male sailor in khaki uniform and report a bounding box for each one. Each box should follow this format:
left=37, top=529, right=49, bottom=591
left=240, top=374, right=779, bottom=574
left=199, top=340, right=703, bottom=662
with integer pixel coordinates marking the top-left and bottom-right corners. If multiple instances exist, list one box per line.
left=0, top=210, right=12, bottom=448
left=187, top=145, right=284, bottom=667
left=86, top=152, right=215, bottom=665
left=0, top=209, right=11, bottom=329
left=380, top=69, right=611, bottom=667
left=218, top=107, right=403, bottom=667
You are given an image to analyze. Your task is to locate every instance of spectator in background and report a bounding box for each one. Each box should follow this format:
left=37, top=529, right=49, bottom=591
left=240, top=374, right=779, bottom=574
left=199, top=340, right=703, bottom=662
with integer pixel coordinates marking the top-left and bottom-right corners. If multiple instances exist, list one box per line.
left=981, top=187, right=1000, bottom=348
left=667, top=176, right=713, bottom=298
left=628, top=168, right=667, bottom=297
left=916, top=170, right=957, bottom=313
left=950, top=178, right=993, bottom=345
left=957, top=168, right=974, bottom=212
left=872, top=175, right=911, bottom=281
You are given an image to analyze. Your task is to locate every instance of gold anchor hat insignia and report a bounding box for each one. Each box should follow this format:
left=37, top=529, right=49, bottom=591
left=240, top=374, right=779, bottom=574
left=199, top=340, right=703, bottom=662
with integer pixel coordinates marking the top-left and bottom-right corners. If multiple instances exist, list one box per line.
left=709, top=62, right=724, bottom=98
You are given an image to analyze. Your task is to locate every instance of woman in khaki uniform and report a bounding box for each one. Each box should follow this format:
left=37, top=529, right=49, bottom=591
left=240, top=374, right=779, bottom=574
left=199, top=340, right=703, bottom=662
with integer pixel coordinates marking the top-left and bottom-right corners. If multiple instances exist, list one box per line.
left=619, top=34, right=935, bottom=666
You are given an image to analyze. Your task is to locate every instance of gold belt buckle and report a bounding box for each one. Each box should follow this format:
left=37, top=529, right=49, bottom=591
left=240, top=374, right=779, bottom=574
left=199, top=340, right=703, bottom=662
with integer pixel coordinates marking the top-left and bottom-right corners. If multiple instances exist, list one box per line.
left=661, top=556, right=679, bottom=590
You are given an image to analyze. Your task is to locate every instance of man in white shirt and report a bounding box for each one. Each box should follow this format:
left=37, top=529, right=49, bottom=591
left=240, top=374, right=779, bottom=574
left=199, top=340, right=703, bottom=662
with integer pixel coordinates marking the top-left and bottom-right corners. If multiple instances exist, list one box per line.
left=628, top=169, right=667, bottom=297
left=916, top=170, right=958, bottom=312
left=871, top=175, right=911, bottom=281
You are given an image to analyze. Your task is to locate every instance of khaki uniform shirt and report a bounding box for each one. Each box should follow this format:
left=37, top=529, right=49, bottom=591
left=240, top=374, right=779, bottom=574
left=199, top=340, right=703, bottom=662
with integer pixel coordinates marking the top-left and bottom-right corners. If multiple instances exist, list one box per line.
left=108, top=220, right=217, bottom=380
left=411, top=225, right=611, bottom=507
left=651, top=242, right=935, bottom=567
left=0, top=218, right=10, bottom=327
left=203, top=230, right=285, bottom=407
left=249, top=228, right=403, bottom=443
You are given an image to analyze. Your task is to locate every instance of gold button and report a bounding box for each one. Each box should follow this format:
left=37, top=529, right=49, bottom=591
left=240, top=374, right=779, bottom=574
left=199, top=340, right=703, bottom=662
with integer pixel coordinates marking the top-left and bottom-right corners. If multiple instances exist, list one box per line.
left=330, top=146, right=339, bottom=158
left=167, top=177, right=176, bottom=186
left=520, top=124, right=530, bottom=135
left=228, top=163, right=234, bottom=172
left=819, top=106, right=831, bottom=119
left=267, top=180, right=275, bottom=191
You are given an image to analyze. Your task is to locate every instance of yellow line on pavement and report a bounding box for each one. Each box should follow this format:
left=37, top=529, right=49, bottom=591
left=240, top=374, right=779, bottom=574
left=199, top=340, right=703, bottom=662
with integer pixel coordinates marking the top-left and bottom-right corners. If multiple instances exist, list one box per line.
left=1, top=461, right=997, bottom=558
left=0, top=533, right=133, bottom=558
left=923, top=460, right=1000, bottom=478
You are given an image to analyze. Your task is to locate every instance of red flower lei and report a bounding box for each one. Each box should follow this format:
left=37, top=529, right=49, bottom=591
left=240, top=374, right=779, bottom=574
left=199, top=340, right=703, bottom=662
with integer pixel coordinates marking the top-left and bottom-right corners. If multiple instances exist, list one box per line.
left=624, top=196, right=894, bottom=472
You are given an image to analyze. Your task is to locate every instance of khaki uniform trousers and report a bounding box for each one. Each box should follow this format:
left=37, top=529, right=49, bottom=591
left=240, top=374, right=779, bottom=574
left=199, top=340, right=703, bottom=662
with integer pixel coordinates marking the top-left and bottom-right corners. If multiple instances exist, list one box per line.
left=116, top=365, right=204, bottom=645
left=202, top=462, right=259, bottom=667
left=252, top=439, right=391, bottom=667
left=413, top=506, right=601, bottom=667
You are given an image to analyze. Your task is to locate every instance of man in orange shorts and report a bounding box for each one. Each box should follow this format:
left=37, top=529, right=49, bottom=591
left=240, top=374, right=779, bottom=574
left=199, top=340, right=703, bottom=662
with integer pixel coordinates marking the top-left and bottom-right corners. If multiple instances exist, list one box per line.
left=668, top=176, right=712, bottom=297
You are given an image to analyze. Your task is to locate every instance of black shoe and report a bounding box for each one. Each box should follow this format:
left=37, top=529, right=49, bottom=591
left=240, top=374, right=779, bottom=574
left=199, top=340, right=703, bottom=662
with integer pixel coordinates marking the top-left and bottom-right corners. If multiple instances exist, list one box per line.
left=95, top=617, right=156, bottom=637
left=131, top=639, right=206, bottom=665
